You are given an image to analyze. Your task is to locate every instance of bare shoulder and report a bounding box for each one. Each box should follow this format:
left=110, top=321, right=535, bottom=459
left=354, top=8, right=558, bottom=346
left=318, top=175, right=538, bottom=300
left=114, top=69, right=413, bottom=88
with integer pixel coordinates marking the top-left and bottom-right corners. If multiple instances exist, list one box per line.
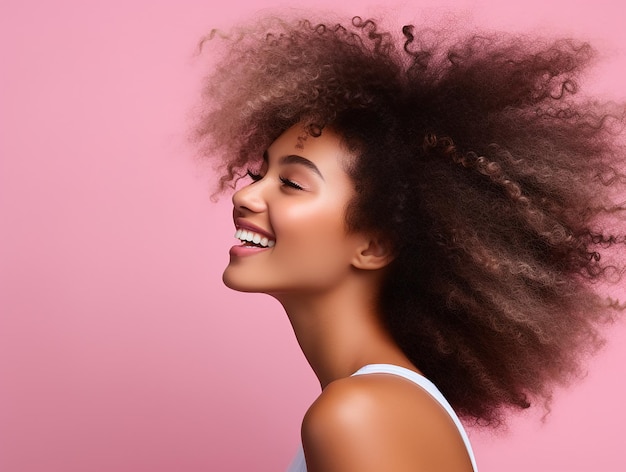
left=301, top=373, right=473, bottom=472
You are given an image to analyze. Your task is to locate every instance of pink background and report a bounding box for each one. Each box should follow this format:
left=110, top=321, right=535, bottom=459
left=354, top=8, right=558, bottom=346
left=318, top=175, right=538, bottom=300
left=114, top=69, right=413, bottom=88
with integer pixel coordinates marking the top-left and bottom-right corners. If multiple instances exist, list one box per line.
left=1, top=1, right=625, bottom=471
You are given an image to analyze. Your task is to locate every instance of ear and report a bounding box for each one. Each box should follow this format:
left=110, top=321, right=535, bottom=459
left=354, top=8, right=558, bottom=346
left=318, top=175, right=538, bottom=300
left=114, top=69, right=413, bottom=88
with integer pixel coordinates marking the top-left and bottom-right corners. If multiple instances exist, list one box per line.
left=351, top=236, right=395, bottom=271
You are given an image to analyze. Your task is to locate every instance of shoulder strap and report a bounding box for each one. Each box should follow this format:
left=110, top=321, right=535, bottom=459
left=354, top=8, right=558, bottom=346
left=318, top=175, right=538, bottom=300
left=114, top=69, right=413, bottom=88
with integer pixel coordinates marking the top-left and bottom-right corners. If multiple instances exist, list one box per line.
left=352, top=364, right=479, bottom=472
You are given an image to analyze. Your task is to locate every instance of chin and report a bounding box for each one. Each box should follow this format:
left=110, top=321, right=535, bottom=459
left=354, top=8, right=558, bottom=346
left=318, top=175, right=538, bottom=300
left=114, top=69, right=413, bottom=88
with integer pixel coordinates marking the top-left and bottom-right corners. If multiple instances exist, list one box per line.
left=222, top=271, right=246, bottom=292
left=222, top=269, right=263, bottom=293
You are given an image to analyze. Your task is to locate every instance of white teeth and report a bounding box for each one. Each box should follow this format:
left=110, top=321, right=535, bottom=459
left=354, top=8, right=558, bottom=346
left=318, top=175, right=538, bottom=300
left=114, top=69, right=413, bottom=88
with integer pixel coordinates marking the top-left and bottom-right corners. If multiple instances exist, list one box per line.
left=234, top=228, right=276, bottom=248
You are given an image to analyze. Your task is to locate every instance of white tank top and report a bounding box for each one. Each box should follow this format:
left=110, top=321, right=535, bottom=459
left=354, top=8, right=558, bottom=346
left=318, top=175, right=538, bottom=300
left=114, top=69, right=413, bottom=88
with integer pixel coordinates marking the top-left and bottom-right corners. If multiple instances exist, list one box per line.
left=286, top=363, right=478, bottom=472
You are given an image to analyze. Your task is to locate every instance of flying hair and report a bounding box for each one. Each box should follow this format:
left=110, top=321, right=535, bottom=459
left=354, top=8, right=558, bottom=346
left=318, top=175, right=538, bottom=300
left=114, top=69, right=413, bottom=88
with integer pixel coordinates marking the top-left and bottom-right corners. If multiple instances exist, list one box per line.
left=193, top=15, right=626, bottom=426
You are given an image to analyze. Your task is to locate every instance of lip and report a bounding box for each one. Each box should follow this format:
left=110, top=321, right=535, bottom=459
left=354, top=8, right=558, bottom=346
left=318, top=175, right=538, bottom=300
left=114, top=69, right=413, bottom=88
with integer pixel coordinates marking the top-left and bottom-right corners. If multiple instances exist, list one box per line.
left=234, top=217, right=275, bottom=240
left=229, top=244, right=271, bottom=257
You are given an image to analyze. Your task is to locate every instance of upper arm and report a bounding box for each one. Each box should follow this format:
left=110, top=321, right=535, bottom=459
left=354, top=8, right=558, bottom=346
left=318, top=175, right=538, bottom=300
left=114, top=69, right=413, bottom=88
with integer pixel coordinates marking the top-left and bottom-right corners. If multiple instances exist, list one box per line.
left=301, top=375, right=473, bottom=472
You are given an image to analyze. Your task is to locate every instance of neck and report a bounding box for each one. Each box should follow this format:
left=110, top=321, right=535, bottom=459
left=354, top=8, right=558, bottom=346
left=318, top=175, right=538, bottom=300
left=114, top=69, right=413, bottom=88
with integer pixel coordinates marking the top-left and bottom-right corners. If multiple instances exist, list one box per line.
left=274, top=272, right=415, bottom=389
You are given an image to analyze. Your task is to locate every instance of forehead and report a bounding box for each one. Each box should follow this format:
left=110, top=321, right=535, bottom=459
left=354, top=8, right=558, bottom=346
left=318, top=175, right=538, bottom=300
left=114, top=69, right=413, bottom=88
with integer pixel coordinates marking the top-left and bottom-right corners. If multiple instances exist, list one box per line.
left=265, top=125, right=354, bottom=170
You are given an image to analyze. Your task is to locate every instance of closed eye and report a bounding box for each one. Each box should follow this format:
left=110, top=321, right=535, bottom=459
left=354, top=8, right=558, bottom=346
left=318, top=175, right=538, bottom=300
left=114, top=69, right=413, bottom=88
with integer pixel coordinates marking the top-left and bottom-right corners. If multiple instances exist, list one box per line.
left=280, top=177, right=304, bottom=190
left=246, top=169, right=262, bottom=182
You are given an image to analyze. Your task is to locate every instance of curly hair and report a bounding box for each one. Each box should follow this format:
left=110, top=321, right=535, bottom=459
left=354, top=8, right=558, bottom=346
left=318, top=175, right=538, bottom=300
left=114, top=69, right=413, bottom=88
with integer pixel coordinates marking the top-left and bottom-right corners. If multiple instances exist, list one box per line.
left=194, top=16, right=626, bottom=426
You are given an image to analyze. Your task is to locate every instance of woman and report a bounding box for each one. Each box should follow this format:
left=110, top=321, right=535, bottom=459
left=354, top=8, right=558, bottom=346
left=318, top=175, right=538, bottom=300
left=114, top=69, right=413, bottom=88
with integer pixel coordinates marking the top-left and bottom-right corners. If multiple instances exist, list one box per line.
left=195, top=16, right=625, bottom=472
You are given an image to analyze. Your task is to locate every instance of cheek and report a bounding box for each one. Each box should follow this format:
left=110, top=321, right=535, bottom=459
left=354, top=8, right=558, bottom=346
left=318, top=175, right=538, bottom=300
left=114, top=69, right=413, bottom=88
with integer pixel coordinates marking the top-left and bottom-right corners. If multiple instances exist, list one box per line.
left=276, top=200, right=348, bottom=245
left=272, top=200, right=356, bottom=268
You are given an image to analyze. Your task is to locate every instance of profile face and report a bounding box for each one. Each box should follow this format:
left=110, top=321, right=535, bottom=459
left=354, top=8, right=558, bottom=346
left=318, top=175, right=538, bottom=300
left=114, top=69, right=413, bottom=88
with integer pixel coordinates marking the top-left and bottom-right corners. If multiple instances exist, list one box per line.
left=222, top=125, right=365, bottom=297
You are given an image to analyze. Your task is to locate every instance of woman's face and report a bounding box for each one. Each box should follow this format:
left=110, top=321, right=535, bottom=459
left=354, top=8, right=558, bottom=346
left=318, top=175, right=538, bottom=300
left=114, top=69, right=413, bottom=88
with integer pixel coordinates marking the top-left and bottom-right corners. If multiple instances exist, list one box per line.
left=222, top=125, right=367, bottom=297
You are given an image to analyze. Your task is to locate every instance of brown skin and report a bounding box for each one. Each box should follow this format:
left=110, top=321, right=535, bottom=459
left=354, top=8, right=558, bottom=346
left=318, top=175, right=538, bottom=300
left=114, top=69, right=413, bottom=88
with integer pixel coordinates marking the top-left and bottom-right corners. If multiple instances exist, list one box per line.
left=303, top=375, right=474, bottom=472
left=225, top=125, right=473, bottom=471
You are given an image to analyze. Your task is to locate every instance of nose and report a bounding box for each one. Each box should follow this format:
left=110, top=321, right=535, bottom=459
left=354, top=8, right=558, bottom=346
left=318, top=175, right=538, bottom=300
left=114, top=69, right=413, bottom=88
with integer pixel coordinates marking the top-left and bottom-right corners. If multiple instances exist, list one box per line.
left=232, top=179, right=268, bottom=214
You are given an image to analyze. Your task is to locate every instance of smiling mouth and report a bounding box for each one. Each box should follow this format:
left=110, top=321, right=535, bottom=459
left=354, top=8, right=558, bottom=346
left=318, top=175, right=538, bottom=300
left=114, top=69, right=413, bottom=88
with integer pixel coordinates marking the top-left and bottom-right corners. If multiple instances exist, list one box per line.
left=235, top=228, right=276, bottom=248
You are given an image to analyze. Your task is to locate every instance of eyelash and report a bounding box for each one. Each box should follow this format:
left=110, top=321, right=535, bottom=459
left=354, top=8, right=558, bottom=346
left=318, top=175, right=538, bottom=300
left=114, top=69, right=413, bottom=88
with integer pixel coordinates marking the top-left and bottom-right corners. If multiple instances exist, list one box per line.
left=246, top=169, right=262, bottom=182
left=246, top=169, right=304, bottom=190
left=280, top=177, right=304, bottom=190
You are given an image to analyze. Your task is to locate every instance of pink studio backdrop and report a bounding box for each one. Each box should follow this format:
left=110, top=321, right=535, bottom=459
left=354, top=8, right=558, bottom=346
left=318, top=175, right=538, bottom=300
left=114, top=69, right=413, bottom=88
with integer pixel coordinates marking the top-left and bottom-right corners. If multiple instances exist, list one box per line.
left=1, top=1, right=625, bottom=471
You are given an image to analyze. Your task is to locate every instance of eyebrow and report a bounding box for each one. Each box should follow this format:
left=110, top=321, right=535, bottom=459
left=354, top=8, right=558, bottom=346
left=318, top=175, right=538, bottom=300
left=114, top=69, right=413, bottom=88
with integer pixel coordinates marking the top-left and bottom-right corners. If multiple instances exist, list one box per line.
left=263, top=151, right=325, bottom=180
